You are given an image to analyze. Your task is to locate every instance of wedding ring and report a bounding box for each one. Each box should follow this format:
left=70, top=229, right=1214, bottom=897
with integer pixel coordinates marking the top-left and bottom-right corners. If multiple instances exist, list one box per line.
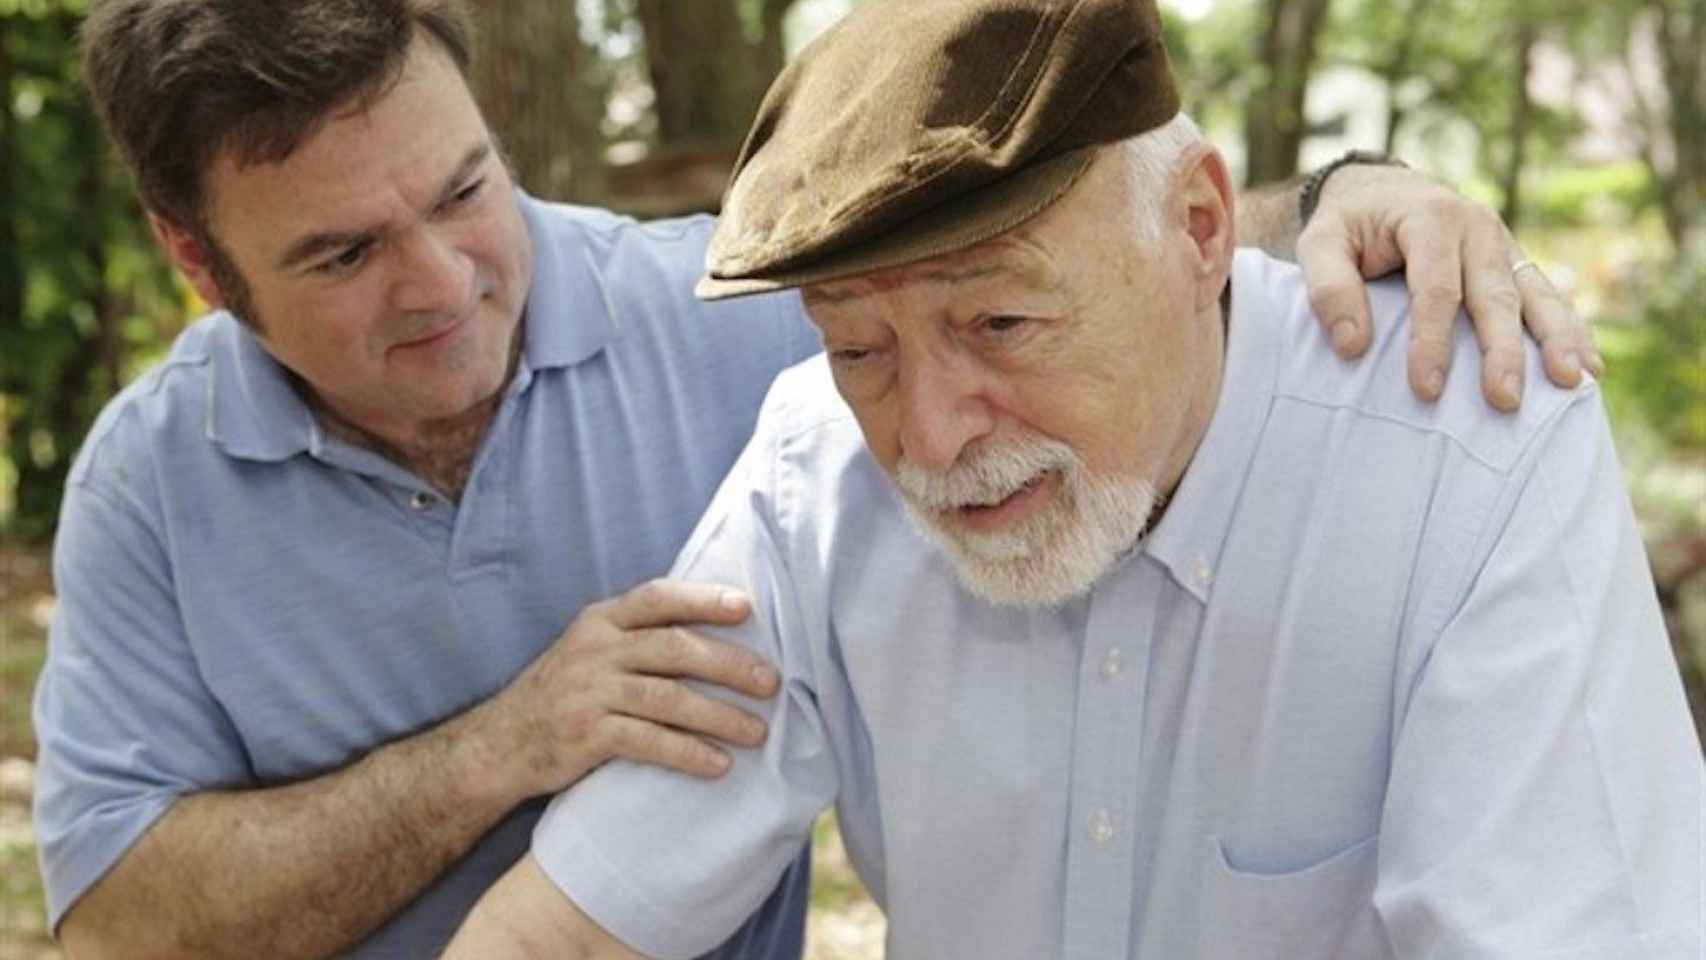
left=1510, top=259, right=1541, bottom=279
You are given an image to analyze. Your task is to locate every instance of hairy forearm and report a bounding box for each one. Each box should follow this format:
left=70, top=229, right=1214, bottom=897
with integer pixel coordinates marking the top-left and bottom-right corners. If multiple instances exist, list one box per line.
left=1233, top=176, right=1306, bottom=261
left=52, top=578, right=778, bottom=958
left=60, top=708, right=520, bottom=959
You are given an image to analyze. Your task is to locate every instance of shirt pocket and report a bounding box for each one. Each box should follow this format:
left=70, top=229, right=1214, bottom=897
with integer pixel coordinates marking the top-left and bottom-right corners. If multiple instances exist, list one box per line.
left=1193, top=832, right=1387, bottom=960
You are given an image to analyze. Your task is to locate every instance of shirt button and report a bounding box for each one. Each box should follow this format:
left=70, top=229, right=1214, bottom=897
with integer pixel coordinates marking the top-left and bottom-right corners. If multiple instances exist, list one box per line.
left=1089, top=810, right=1115, bottom=845
left=409, top=491, right=435, bottom=511
left=1100, top=648, right=1123, bottom=680
left=1193, top=557, right=1213, bottom=588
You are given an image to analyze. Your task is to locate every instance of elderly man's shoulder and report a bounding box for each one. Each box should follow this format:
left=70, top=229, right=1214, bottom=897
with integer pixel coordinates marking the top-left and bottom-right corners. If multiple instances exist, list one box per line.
left=749, top=354, right=859, bottom=446
left=1244, top=252, right=1597, bottom=477
left=691, top=354, right=875, bottom=539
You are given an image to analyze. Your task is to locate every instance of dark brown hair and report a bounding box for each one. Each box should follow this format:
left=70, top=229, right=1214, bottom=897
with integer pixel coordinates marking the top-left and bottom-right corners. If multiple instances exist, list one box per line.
left=81, top=0, right=476, bottom=228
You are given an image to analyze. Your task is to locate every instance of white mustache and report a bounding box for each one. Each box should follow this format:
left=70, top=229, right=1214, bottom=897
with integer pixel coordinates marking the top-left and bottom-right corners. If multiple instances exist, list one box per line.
left=894, top=434, right=1081, bottom=510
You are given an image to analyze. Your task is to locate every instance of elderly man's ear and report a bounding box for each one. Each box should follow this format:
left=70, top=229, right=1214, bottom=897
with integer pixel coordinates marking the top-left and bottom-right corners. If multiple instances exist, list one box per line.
left=1173, top=147, right=1237, bottom=314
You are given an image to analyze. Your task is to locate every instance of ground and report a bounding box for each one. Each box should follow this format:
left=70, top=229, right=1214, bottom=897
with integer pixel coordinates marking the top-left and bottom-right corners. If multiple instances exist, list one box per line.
left=1, top=546, right=53, bottom=960
left=0, top=543, right=882, bottom=958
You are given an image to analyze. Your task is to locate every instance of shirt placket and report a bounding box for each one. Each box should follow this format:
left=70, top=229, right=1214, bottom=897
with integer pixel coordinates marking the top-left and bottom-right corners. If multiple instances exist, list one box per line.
left=447, top=390, right=521, bottom=580
left=1061, top=563, right=1159, bottom=960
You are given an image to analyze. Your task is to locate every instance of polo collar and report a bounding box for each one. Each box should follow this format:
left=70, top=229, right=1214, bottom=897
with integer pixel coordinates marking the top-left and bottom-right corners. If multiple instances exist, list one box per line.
left=204, top=316, right=316, bottom=462
left=514, top=190, right=620, bottom=372
left=207, top=190, right=618, bottom=462
left=1141, top=250, right=1283, bottom=603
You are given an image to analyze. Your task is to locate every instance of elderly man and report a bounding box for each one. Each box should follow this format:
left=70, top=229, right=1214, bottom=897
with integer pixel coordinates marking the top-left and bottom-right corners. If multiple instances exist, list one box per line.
left=448, top=0, right=1705, bottom=957
left=38, top=0, right=1604, bottom=957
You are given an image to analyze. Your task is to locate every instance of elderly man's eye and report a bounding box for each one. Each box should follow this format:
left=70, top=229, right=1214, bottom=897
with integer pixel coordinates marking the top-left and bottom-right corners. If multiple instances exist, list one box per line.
left=981, top=315, right=1029, bottom=335
left=830, top=347, right=874, bottom=365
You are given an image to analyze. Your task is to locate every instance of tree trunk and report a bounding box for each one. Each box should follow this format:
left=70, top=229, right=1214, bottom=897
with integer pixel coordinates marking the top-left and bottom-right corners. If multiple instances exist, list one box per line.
left=1244, top=0, right=1333, bottom=186
left=759, top=0, right=794, bottom=86
left=470, top=0, right=602, bottom=202
left=633, top=0, right=783, bottom=149
left=1377, top=0, right=1439, bottom=154
left=1652, top=0, right=1703, bottom=249
left=1499, top=18, right=1538, bottom=226
left=622, top=0, right=797, bottom=213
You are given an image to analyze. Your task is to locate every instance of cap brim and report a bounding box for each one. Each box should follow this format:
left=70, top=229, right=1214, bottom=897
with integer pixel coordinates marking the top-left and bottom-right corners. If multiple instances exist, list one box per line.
left=695, top=146, right=1097, bottom=301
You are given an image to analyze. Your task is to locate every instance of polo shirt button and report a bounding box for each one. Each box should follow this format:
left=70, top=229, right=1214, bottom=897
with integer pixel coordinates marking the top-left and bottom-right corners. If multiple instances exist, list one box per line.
left=1089, top=809, right=1114, bottom=845
left=409, top=491, right=435, bottom=511
left=1100, top=648, right=1123, bottom=680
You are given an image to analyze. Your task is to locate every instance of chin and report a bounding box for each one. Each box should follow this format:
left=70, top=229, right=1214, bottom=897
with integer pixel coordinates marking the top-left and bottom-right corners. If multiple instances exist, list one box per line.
left=937, top=538, right=1119, bottom=608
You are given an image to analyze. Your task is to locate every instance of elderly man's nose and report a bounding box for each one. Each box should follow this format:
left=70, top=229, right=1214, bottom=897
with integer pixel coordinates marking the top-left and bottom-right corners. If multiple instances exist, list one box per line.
left=896, top=361, right=996, bottom=471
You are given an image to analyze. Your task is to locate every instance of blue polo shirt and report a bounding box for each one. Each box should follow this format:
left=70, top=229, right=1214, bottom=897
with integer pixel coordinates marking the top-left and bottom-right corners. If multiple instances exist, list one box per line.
left=32, top=195, right=821, bottom=956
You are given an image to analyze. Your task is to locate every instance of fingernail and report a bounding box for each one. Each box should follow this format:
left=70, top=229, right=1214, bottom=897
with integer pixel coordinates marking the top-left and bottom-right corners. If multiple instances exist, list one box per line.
left=1560, top=352, right=1581, bottom=380
left=1331, top=319, right=1359, bottom=354
left=720, top=589, right=748, bottom=613
left=746, top=718, right=769, bottom=742
left=1426, top=368, right=1445, bottom=397
left=1587, top=351, right=1605, bottom=376
left=1501, top=372, right=1522, bottom=405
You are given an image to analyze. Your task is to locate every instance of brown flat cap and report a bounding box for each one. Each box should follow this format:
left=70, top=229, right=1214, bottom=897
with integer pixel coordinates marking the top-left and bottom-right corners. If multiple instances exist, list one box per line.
left=695, top=0, right=1179, bottom=300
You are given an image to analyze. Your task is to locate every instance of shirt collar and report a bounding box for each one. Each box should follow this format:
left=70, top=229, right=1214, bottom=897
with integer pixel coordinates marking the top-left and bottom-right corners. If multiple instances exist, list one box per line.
left=207, top=190, right=618, bottom=462
left=204, top=316, right=316, bottom=462
left=1141, top=249, right=1283, bottom=603
left=514, top=190, right=620, bottom=372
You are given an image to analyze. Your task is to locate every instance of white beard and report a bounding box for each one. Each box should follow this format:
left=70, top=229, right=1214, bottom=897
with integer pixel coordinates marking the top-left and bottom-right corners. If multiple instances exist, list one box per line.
left=892, top=433, right=1157, bottom=607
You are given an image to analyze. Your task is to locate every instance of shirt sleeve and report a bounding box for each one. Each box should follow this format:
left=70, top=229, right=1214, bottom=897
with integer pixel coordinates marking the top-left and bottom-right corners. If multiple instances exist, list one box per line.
left=31, top=479, right=254, bottom=928
left=530, top=424, right=840, bottom=960
left=1374, top=390, right=1705, bottom=958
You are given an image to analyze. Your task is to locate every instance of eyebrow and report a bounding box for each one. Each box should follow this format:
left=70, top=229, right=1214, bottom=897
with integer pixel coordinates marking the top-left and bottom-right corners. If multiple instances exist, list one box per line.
left=274, top=143, right=493, bottom=271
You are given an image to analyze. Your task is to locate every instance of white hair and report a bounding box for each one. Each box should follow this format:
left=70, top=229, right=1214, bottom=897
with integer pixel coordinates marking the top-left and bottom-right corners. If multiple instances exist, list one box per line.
left=1116, top=112, right=1206, bottom=244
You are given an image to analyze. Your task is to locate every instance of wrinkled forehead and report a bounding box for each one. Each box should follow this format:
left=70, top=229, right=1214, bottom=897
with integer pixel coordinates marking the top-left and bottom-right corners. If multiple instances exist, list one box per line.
left=801, top=227, right=1069, bottom=318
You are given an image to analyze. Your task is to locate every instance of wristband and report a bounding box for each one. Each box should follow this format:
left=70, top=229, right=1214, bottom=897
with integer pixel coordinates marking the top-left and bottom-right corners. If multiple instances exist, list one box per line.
left=1298, top=150, right=1407, bottom=226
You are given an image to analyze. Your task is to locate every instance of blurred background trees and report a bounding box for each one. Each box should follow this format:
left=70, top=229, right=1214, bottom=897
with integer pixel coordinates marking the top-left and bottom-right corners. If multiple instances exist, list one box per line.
left=0, top=0, right=1699, bottom=951
left=1, top=0, right=1701, bottom=711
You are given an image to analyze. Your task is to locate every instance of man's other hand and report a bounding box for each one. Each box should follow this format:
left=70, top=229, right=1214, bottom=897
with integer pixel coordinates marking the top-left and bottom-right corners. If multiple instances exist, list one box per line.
left=1296, top=163, right=1602, bottom=413
left=468, top=579, right=778, bottom=803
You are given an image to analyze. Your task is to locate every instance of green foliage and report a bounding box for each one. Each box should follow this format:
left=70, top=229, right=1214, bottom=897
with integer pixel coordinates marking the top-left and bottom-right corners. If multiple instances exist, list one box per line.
left=1597, top=242, right=1706, bottom=455
left=0, top=0, right=87, bottom=17
left=1593, top=235, right=1706, bottom=739
left=1523, top=163, right=1659, bottom=229
left=1, top=9, right=181, bottom=540
left=1165, top=0, right=1264, bottom=133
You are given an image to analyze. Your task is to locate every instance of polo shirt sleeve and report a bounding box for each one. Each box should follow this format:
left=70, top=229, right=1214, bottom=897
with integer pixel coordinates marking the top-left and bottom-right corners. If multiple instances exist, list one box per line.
left=529, top=422, right=839, bottom=960
left=32, top=478, right=254, bottom=929
left=1373, top=389, right=1704, bottom=957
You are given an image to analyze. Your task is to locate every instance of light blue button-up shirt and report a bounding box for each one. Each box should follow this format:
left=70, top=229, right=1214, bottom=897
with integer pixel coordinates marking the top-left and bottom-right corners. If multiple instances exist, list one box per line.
left=32, top=195, right=821, bottom=957
left=535, top=250, right=1704, bottom=959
